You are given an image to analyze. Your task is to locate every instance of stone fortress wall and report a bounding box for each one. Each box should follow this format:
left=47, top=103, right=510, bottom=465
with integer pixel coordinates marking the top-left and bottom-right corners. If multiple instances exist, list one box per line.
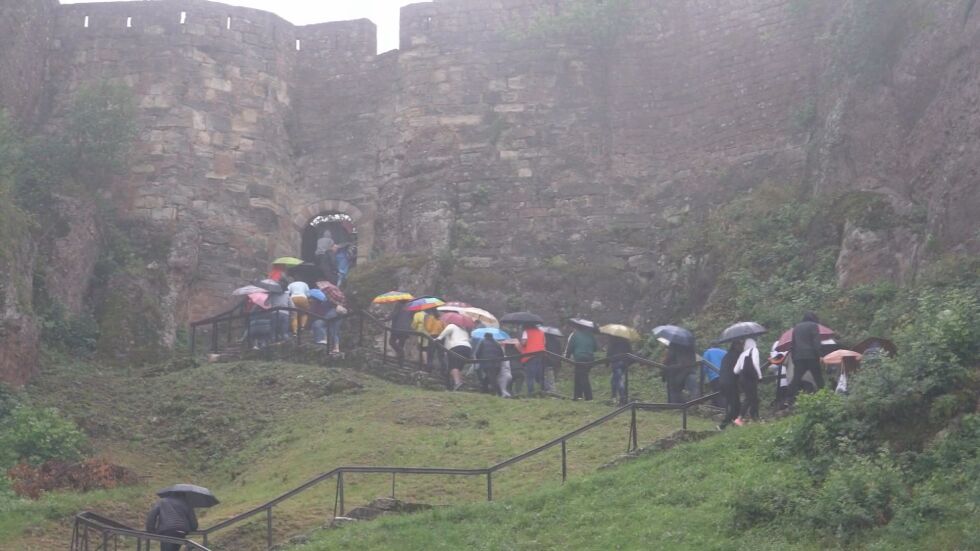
left=4, top=0, right=978, bottom=336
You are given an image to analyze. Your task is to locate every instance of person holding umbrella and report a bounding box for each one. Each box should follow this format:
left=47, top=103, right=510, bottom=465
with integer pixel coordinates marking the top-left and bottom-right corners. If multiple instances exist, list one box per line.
left=788, top=312, right=826, bottom=401
left=565, top=320, right=598, bottom=401
left=146, top=484, right=217, bottom=550
left=519, top=322, right=547, bottom=396
left=718, top=339, right=744, bottom=430
left=436, top=318, right=473, bottom=391
left=472, top=329, right=507, bottom=394
left=607, top=335, right=634, bottom=406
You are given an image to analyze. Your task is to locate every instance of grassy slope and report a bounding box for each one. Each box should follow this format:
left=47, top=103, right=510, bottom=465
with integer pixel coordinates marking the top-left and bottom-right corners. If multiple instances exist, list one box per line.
left=4, top=357, right=708, bottom=550
left=295, top=422, right=978, bottom=551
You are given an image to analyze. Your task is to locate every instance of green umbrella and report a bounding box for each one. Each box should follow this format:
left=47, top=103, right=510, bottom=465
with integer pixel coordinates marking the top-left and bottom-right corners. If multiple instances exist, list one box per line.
left=272, top=257, right=304, bottom=267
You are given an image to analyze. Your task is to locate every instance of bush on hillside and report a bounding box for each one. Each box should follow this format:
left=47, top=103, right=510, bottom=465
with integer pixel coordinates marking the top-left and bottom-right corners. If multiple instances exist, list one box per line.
left=7, top=458, right=138, bottom=499
left=0, top=406, right=87, bottom=467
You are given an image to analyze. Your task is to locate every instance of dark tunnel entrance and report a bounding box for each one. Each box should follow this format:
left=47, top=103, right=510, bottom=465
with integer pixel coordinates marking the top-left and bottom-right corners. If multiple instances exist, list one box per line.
left=300, top=212, right=358, bottom=284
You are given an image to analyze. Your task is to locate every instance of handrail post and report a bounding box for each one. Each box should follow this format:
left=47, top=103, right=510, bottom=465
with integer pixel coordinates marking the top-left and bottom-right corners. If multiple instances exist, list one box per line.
left=630, top=404, right=638, bottom=452
left=486, top=471, right=493, bottom=501
left=699, top=361, right=706, bottom=397
left=203, top=532, right=209, bottom=548
left=682, top=405, right=688, bottom=430
left=210, top=322, right=218, bottom=354
left=391, top=472, right=396, bottom=499
left=266, top=507, right=273, bottom=550
left=190, top=325, right=196, bottom=356
left=339, top=471, right=345, bottom=516
left=624, top=364, right=630, bottom=405
left=561, top=439, right=567, bottom=483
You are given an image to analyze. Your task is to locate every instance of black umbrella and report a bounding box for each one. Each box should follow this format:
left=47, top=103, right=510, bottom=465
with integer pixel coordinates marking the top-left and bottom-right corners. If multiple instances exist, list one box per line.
left=157, top=484, right=219, bottom=508
left=540, top=326, right=564, bottom=337
left=500, top=311, right=545, bottom=325
left=715, top=321, right=766, bottom=344
left=568, top=318, right=597, bottom=331
left=653, top=325, right=696, bottom=347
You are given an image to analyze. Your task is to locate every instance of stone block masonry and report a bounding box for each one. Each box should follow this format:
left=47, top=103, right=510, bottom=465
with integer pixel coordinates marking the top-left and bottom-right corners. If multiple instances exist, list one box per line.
left=1, top=0, right=974, bottom=375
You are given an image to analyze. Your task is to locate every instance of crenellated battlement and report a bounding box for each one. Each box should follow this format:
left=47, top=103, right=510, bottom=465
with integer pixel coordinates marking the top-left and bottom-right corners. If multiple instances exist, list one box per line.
left=56, top=0, right=375, bottom=60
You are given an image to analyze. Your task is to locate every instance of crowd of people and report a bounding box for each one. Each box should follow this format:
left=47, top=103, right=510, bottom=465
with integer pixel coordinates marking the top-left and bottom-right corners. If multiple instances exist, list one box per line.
left=233, top=234, right=889, bottom=430
left=238, top=229, right=353, bottom=355
left=381, top=295, right=891, bottom=430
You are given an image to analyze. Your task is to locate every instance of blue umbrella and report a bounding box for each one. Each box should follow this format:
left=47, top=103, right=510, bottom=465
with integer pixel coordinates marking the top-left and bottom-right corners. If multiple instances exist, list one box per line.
left=471, top=327, right=510, bottom=341
left=309, top=289, right=326, bottom=302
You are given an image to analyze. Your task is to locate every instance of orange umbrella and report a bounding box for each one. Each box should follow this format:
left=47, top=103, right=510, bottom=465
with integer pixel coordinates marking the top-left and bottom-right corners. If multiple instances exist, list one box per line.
left=822, top=349, right=862, bottom=364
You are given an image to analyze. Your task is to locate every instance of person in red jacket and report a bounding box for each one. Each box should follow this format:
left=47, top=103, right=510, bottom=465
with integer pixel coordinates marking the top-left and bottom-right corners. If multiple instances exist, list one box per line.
left=519, top=323, right=546, bottom=396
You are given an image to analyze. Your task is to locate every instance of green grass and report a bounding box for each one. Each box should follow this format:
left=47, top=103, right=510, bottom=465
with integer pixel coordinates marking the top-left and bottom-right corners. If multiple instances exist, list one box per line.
left=4, top=356, right=709, bottom=550
left=293, top=422, right=980, bottom=551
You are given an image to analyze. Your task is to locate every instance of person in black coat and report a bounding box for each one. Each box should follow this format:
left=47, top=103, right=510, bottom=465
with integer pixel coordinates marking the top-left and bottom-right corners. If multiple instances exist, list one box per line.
left=664, top=343, right=697, bottom=404
left=146, top=493, right=198, bottom=551
left=788, top=311, right=825, bottom=401
left=718, top=340, right=744, bottom=430
left=474, top=333, right=505, bottom=395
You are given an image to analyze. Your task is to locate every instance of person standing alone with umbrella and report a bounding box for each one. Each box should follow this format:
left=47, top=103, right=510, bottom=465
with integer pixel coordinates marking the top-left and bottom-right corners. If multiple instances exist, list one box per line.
left=145, top=491, right=200, bottom=550
left=566, top=322, right=597, bottom=401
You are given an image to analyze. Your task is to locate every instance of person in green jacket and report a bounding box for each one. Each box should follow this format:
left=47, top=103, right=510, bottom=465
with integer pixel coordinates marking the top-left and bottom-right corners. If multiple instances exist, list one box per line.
left=565, top=325, right=597, bottom=400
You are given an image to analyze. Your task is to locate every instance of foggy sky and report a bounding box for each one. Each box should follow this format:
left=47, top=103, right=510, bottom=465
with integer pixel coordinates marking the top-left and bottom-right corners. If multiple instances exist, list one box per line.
left=60, top=0, right=430, bottom=52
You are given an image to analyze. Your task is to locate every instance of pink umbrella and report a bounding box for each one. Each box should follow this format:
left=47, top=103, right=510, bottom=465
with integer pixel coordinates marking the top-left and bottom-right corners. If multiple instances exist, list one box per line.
left=441, top=312, right=476, bottom=330
left=774, top=324, right=836, bottom=352
left=248, top=292, right=270, bottom=309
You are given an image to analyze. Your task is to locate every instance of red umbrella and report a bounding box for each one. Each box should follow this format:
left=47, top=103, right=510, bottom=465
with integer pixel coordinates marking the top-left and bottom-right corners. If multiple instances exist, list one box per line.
left=775, top=324, right=836, bottom=352
left=316, top=281, right=347, bottom=305
left=441, top=312, right=476, bottom=330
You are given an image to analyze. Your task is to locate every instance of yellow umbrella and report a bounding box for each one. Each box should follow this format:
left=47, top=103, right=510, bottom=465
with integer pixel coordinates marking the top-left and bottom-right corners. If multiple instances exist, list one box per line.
left=599, top=324, right=642, bottom=341
left=272, top=256, right=304, bottom=267
left=461, top=307, right=499, bottom=328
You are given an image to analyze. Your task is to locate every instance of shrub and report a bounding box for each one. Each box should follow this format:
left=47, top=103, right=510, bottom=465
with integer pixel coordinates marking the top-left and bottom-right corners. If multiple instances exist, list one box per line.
left=806, top=457, right=907, bottom=540
left=7, top=458, right=138, bottom=499
left=0, top=406, right=87, bottom=466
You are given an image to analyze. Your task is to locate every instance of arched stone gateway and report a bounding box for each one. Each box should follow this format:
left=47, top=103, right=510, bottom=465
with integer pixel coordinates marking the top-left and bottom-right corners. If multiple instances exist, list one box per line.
left=290, top=199, right=374, bottom=263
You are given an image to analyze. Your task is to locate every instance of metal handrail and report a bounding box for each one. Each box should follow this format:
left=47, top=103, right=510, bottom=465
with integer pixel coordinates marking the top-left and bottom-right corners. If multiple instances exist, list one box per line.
left=193, top=391, right=737, bottom=548
left=72, top=512, right=212, bottom=551
left=184, top=306, right=779, bottom=549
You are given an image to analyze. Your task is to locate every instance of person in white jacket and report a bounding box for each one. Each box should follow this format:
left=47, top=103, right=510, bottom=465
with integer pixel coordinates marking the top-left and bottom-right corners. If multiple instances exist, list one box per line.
left=733, top=338, right=762, bottom=422
left=437, top=323, right=472, bottom=391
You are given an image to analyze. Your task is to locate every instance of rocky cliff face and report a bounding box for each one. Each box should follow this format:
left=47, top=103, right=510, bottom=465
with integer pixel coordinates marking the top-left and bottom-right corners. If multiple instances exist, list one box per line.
left=1, top=0, right=977, bottom=384
left=0, top=0, right=57, bottom=386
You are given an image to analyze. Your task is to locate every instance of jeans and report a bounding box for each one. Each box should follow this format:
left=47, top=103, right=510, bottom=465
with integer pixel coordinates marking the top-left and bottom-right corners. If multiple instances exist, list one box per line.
left=312, top=309, right=342, bottom=349
left=336, top=249, right=350, bottom=286
left=524, top=356, right=544, bottom=395
left=610, top=360, right=628, bottom=404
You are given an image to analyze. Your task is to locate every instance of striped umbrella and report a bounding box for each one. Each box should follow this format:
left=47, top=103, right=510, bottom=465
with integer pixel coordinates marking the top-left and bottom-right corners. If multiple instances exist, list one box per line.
left=373, top=291, right=414, bottom=304
left=405, top=296, right=445, bottom=312
left=316, top=281, right=347, bottom=305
